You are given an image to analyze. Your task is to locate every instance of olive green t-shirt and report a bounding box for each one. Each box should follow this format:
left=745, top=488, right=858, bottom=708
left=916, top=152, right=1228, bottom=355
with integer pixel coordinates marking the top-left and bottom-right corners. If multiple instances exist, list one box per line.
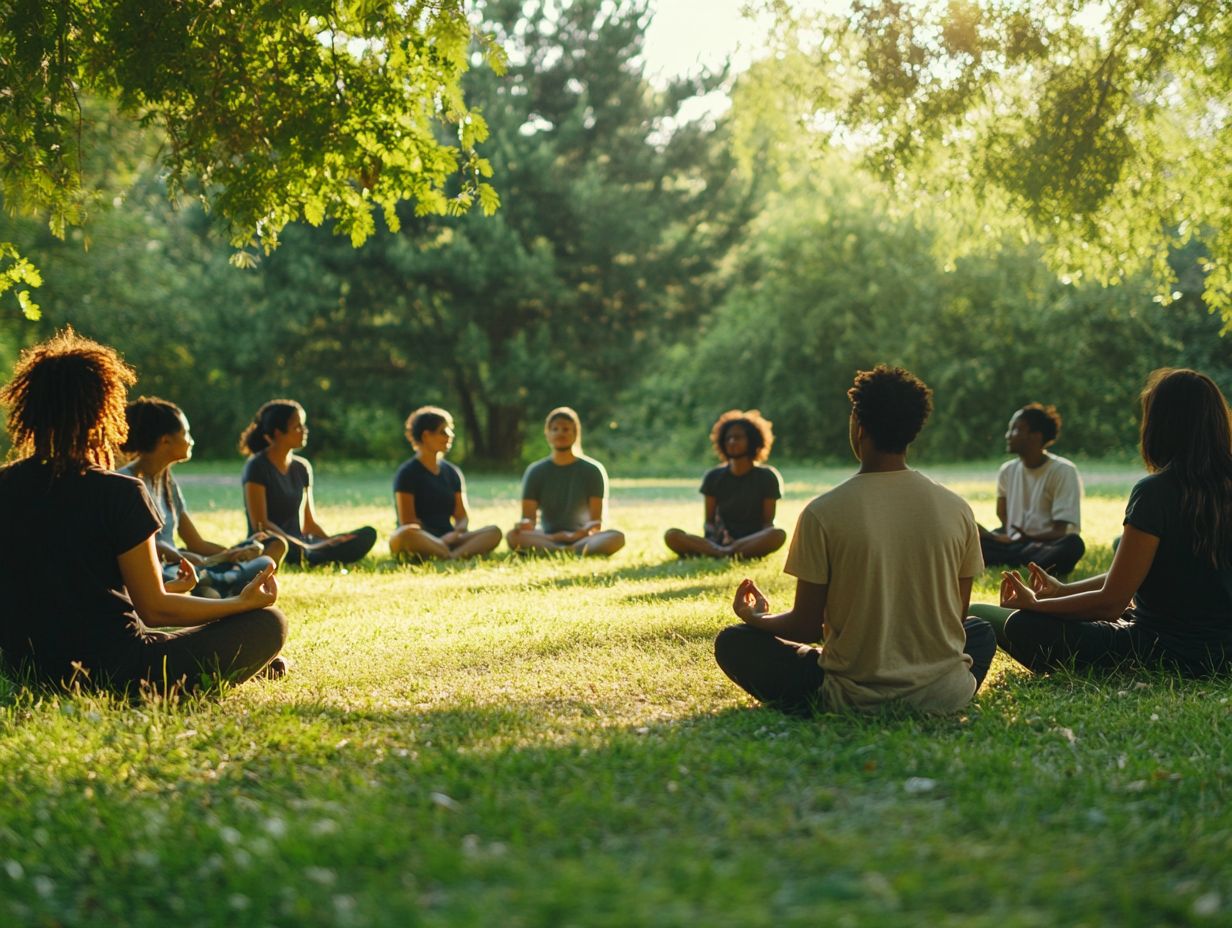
left=784, top=469, right=984, bottom=713
left=521, top=455, right=609, bottom=534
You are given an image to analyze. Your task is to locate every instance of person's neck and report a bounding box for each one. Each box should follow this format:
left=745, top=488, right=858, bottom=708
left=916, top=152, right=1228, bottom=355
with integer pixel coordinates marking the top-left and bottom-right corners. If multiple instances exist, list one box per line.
left=1019, top=448, right=1049, bottom=468
left=265, top=444, right=294, bottom=470
left=127, top=452, right=170, bottom=481
left=857, top=444, right=909, bottom=473
left=416, top=448, right=442, bottom=473
left=551, top=448, right=577, bottom=465
left=728, top=456, right=753, bottom=476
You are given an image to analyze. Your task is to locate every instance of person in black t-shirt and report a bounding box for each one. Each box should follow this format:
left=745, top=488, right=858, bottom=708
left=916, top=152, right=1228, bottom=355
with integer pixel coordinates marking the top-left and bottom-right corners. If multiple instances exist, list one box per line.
left=0, top=331, right=286, bottom=694
left=665, top=409, right=787, bottom=559
left=998, top=368, right=1232, bottom=676
left=239, top=400, right=377, bottom=567
left=390, top=406, right=501, bottom=560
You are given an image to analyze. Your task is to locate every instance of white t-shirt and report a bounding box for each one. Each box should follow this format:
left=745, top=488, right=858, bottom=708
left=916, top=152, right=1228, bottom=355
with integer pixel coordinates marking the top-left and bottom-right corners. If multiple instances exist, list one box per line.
left=996, top=453, right=1082, bottom=539
left=784, top=469, right=984, bottom=713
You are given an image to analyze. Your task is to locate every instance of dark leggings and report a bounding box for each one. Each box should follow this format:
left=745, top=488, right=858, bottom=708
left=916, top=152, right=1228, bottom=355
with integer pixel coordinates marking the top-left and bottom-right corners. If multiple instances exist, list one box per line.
left=109, top=607, right=288, bottom=694
left=1002, top=609, right=1228, bottom=676
left=714, top=619, right=997, bottom=715
left=285, top=526, right=378, bottom=566
left=980, top=533, right=1085, bottom=576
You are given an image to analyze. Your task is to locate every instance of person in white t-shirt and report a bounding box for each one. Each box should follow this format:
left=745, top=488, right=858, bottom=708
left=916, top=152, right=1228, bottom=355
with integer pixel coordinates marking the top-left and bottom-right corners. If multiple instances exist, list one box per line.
left=713, top=366, right=996, bottom=715
left=978, top=403, right=1085, bottom=576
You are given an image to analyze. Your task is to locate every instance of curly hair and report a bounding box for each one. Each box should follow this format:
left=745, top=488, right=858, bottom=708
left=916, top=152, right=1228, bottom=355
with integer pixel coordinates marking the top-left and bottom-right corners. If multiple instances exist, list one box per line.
left=1017, top=403, right=1062, bottom=444
left=238, top=399, right=305, bottom=455
left=847, top=365, right=933, bottom=454
left=709, top=409, right=774, bottom=463
left=1, top=329, right=135, bottom=476
left=406, top=406, right=453, bottom=444
left=1139, top=368, right=1232, bottom=568
left=120, top=396, right=184, bottom=454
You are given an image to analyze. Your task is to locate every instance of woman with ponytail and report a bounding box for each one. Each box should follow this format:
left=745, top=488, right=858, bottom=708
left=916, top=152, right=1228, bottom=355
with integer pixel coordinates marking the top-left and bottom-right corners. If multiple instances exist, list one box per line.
left=999, top=369, right=1232, bottom=676
left=0, top=332, right=286, bottom=693
left=239, top=400, right=376, bottom=566
left=119, top=396, right=282, bottom=595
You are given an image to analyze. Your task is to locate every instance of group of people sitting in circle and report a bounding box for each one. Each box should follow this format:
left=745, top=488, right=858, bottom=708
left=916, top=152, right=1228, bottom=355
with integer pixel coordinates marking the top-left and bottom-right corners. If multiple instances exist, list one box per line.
left=1, top=330, right=1228, bottom=712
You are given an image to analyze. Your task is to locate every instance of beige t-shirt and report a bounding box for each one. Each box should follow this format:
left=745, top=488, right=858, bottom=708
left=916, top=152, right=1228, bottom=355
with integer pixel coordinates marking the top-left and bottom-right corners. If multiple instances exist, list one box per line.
left=784, top=469, right=984, bottom=713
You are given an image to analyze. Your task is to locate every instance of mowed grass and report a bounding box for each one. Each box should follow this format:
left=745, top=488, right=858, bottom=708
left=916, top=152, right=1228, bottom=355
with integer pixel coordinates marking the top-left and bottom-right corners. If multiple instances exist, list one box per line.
left=2, top=460, right=1230, bottom=927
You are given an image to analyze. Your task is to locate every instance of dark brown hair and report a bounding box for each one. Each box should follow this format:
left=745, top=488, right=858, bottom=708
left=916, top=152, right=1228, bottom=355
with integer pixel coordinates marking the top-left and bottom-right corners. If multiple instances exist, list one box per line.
left=847, top=365, right=933, bottom=454
left=1, top=329, right=135, bottom=476
left=406, top=406, right=452, bottom=444
left=709, top=409, right=774, bottom=463
left=238, top=399, right=305, bottom=455
left=1018, top=403, right=1062, bottom=444
left=1139, top=368, right=1232, bottom=568
left=120, top=396, right=184, bottom=453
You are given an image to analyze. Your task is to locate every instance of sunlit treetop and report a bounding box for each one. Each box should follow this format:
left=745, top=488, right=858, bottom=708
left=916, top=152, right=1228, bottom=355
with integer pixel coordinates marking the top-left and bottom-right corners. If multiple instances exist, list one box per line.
left=759, top=0, right=1232, bottom=323
left=0, top=0, right=506, bottom=316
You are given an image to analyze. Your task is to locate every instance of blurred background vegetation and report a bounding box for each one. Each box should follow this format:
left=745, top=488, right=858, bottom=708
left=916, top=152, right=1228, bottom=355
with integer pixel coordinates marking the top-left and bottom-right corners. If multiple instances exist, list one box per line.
left=2, top=0, right=1227, bottom=469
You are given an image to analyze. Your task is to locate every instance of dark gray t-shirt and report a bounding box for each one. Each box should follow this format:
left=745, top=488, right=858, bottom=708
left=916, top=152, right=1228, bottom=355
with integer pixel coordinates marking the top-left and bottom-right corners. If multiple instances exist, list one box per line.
left=700, top=464, right=783, bottom=540
left=118, top=464, right=186, bottom=550
left=1124, top=470, right=1232, bottom=659
left=521, top=455, right=608, bottom=534
left=242, top=452, right=312, bottom=538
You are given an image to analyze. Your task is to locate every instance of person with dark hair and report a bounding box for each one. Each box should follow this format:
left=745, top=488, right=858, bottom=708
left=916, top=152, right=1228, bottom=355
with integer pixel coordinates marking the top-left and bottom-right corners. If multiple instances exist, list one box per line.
left=506, top=407, right=625, bottom=556
left=239, top=399, right=376, bottom=567
left=664, top=409, right=786, bottom=559
left=978, top=403, right=1085, bottom=576
left=997, top=369, right=1232, bottom=676
left=714, top=365, right=995, bottom=715
left=0, top=331, right=286, bottom=693
left=119, top=396, right=283, bottom=597
left=390, top=406, right=501, bottom=560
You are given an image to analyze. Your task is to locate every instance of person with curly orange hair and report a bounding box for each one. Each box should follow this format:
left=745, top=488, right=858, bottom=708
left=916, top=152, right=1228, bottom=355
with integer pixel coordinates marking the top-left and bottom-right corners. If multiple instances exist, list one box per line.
left=0, top=330, right=286, bottom=694
left=664, top=410, right=786, bottom=559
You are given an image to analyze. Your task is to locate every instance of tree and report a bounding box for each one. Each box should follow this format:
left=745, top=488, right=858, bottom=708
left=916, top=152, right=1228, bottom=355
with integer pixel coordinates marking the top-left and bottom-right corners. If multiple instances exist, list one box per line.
left=765, top=0, right=1232, bottom=323
left=0, top=0, right=504, bottom=316
left=256, top=0, right=756, bottom=465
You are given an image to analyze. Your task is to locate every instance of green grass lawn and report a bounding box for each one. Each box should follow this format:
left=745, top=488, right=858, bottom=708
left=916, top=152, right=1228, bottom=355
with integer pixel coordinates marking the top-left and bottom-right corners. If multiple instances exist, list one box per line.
left=2, top=461, right=1229, bottom=927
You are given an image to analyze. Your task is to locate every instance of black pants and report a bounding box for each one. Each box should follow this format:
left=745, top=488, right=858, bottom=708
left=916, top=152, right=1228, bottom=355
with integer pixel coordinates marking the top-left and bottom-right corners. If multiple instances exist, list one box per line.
left=1003, top=609, right=1228, bottom=677
left=114, top=607, right=287, bottom=694
left=981, top=533, right=1085, bottom=575
left=10, top=608, right=287, bottom=696
left=713, top=619, right=997, bottom=715
left=286, top=526, right=377, bottom=566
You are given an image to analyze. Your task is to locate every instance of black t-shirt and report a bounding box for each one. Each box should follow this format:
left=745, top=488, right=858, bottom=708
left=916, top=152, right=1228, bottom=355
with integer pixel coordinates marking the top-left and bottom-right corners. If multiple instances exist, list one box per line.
left=392, top=457, right=463, bottom=537
left=700, top=464, right=784, bottom=540
left=242, top=452, right=311, bottom=538
left=0, top=460, right=159, bottom=677
left=1124, top=470, right=1232, bottom=657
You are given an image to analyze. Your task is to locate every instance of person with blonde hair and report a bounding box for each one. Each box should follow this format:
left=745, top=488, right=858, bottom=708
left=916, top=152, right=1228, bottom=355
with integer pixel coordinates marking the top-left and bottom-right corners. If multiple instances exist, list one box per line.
left=665, top=409, right=786, bottom=559
left=0, top=331, right=285, bottom=693
left=506, top=407, right=625, bottom=556
left=390, top=406, right=501, bottom=560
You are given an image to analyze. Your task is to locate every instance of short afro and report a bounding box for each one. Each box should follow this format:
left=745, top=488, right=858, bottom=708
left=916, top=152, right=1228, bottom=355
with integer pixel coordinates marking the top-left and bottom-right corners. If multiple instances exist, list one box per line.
left=847, top=366, right=933, bottom=454
left=1017, top=403, right=1062, bottom=444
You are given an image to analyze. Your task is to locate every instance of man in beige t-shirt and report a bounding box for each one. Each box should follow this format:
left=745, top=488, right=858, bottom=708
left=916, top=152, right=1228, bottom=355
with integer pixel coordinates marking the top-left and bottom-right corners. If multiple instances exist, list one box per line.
left=714, top=366, right=996, bottom=714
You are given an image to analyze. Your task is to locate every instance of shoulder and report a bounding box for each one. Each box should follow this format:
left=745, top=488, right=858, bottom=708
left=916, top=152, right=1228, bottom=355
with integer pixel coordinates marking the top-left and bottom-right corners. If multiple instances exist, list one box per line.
left=997, top=459, right=1020, bottom=478
left=1130, top=470, right=1176, bottom=499
left=393, top=457, right=418, bottom=483
left=241, top=453, right=267, bottom=479
left=442, top=459, right=464, bottom=482
left=523, top=457, right=551, bottom=478
left=578, top=455, right=608, bottom=478
left=291, top=455, right=313, bottom=478
left=1044, top=452, right=1080, bottom=473
left=701, top=464, right=728, bottom=481
left=756, top=465, right=784, bottom=488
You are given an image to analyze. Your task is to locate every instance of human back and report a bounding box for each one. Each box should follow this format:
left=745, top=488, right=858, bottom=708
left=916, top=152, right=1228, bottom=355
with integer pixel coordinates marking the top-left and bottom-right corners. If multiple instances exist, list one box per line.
left=789, top=469, right=981, bottom=710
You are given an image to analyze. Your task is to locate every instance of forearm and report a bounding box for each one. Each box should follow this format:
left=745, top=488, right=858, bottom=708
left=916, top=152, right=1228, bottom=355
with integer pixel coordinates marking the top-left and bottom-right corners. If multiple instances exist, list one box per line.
left=1020, top=526, right=1068, bottom=542
left=1022, top=586, right=1127, bottom=621
left=743, top=608, right=823, bottom=643
left=185, top=539, right=227, bottom=557
left=1057, top=573, right=1106, bottom=595
left=138, top=591, right=256, bottom=627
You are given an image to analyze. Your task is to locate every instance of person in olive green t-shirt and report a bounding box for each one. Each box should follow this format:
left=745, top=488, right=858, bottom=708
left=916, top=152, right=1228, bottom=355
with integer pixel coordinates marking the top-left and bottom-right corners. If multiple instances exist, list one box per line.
left=506, top=407, right=625, bottom=556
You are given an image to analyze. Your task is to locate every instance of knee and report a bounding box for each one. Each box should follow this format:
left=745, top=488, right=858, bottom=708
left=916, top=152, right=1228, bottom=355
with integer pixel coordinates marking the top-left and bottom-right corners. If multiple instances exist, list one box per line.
left=963, top=617, right=997, bottom=654
left=714, top=623, right=754, bottom=672
left=768, top=527, right=787, bottom=549
left=355, top=525, right=377, bottom=552
left=263, top=536, right=288, bottom=565
left=607, top=530, right=626, bottom=554
left=250, top=607, right=289, bottom=656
